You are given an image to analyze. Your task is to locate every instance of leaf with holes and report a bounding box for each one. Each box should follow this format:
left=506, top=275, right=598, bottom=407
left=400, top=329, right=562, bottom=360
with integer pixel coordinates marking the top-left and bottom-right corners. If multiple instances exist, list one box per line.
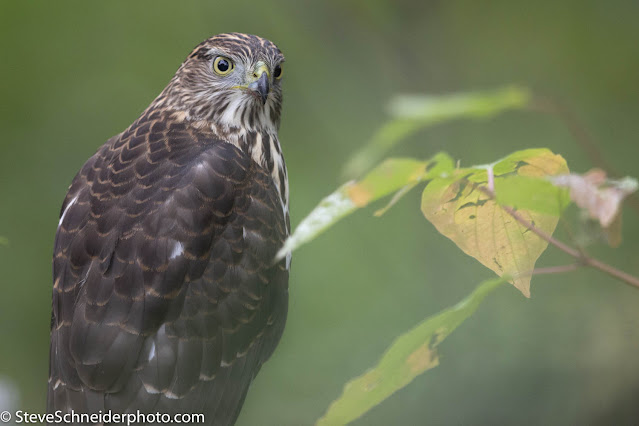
left=316, top=278, right=504, bottom=426
left=421, top=149, right=568, bottom=297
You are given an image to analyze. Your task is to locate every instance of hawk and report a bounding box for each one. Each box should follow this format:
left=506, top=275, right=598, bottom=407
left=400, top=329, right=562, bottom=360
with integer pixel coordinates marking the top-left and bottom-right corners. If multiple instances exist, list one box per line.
left=48, top=33, right=290, bottom=425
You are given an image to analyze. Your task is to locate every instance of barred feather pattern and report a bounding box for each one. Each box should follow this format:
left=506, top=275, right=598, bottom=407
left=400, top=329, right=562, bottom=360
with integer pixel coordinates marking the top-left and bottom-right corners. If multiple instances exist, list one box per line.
left=151, top=32, right=288, bottom=220
left=47, top=33, right=290, bottom=425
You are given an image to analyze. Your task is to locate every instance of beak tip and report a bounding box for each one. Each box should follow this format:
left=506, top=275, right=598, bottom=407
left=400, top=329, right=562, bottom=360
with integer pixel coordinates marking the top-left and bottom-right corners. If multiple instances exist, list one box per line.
left=257, top=71, right=270, bottom=105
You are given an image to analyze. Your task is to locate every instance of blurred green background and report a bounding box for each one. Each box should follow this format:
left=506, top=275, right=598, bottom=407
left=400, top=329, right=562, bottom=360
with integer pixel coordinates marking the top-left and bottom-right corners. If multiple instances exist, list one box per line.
left=1, top=1, right=638, bottom=424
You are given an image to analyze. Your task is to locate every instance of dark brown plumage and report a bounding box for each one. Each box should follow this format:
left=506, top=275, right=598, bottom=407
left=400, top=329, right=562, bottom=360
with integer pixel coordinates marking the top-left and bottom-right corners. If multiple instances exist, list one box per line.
left=48, top=33, right=290, bottom=425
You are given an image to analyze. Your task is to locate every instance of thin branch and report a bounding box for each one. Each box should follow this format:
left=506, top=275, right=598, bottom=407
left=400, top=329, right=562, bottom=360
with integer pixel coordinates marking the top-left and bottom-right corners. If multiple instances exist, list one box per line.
left=530, top=264, right=580, bottom=275
left=583, top=257, right=639, bottom=288
left=513, top=264, right=580, bottom=281
left=528, top=96, right=639, bottom=217
left=477, top=185, right=639, bottom=290
left=529, top=96, right=616, bottom=174
left=500, top=202, right=582, bottom=258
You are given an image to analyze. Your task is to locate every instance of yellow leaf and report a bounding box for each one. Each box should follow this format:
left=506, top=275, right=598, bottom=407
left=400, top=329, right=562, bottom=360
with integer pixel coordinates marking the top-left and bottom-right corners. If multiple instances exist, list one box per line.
left=421, top=149, right=568, bottom=297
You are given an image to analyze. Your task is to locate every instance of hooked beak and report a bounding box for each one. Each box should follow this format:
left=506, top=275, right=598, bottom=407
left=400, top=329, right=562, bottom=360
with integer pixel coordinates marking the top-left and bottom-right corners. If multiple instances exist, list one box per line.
left=247, top=62, right=270, bottom=105
left=251, top=72, right=269, bottom=105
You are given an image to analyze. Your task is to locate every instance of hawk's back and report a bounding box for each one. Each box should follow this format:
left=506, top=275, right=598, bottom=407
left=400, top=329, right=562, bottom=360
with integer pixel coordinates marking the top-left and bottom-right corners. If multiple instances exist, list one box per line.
left=48, top=103, right=289, bottom=424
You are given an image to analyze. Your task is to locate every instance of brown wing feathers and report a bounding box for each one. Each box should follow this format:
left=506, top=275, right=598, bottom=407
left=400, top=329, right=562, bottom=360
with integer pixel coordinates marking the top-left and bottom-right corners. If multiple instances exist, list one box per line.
left=48, top=109, right=289, bottom=421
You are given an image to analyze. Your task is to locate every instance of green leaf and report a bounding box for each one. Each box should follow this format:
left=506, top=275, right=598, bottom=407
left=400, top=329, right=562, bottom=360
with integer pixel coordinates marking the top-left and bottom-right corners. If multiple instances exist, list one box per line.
left=421, top=148, right=568, bottom=297
left=276, top=155, right=453, bottom=261
left=495, top=175, right=570, bottom=216
left=275, top=183, right=358, bottom=262
left=343, top=86, right=531, bottom=178
left=0, top=236, right=8, bottom=247
left=316, top=278, right=504, bottom=426
left=374, top=152, right=456, bottom=217
left=345, top=158, right=428, bottom=207
left=389, top=86, right=530, bottom=120
left=342, top=120, right=426, bottom=181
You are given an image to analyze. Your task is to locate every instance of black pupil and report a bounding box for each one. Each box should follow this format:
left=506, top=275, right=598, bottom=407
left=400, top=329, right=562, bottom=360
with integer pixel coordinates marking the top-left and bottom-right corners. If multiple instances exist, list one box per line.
left=217, top=59, right=229, bottom=72
left=274, top=66, right=281, bottom=78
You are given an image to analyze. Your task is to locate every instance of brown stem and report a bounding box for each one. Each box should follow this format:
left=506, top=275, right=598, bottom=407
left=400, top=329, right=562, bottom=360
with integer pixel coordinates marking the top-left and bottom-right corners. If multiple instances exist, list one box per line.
left=514, top=264, right=580, bottom=280
left=499, top=203, right=582, bottom=258
left=583, top=257, right=639, bottom=288
left=531, top=264, right=580, bottom=275
left=528, top=96, right=639, bottom=217
left=477, top=185, right=639, bottom=290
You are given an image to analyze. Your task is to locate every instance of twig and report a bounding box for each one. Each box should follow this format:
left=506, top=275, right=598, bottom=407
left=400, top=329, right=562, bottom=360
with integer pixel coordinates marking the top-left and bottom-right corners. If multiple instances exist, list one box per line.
left=528, top=96, right=639, bottom=217
left=477, top=185, right=639, bottom=290
left=583, top=257, right=639, bottom=288
left=513, top=264, right=579, bottom=281
left=530, top=264, right=579, bottom=275
left=499, top=202, right=582, bottom=258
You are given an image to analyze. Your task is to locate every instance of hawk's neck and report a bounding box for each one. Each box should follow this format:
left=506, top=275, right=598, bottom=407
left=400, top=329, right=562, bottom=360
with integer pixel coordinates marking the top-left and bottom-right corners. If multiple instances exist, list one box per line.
left=164, top=108, right=290, bottom=221
left=225, top=125, right=289, bottom=221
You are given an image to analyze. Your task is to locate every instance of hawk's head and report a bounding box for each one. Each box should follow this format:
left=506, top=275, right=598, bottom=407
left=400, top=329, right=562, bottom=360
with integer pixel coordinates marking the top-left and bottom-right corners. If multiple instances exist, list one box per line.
left=161, top=33, right=285, bottom=132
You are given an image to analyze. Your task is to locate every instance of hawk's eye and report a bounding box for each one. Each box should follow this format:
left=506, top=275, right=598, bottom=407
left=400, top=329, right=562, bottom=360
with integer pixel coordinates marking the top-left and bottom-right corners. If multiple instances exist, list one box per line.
left=273, top=65, right=283, bottom=80
left=213, top=56, right=234, bottom=76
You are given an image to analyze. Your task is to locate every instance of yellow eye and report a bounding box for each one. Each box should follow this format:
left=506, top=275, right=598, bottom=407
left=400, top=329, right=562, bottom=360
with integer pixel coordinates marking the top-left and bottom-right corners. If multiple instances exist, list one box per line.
left=273, top=64, right=283, bottom=80
left=213, top=56, right=234, bottom=75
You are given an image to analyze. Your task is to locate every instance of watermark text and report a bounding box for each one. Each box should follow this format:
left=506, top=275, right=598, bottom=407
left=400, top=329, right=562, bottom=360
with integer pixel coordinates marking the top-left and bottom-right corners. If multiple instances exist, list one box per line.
left=1, top=410, right=204, bottom=425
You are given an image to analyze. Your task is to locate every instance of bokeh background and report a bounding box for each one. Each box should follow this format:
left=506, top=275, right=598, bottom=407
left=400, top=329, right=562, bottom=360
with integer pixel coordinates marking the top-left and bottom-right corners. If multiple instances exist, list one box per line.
left=1, top=1, right=639, bottom=424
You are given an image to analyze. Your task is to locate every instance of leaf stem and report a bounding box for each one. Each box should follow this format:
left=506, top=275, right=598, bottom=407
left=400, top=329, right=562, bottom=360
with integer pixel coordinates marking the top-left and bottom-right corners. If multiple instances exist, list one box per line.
left=499, top=202, right=582, bottom=258
left=530, top=264, right=580, bottom=275
left=477, top=185, right=639, bottom=290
